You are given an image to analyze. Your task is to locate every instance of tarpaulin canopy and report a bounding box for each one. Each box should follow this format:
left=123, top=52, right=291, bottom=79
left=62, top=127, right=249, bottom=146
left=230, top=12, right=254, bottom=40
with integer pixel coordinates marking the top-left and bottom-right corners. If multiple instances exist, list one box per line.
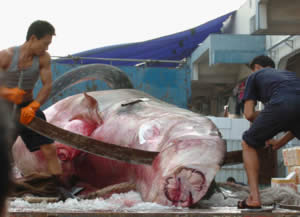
left=55, top=11, right=235, bottom=67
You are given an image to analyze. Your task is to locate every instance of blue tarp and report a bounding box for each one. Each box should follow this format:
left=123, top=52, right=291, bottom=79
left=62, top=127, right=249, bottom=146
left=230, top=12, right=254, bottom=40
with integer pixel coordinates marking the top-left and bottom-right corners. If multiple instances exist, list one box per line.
left=56, top=11, right=235, bottom=67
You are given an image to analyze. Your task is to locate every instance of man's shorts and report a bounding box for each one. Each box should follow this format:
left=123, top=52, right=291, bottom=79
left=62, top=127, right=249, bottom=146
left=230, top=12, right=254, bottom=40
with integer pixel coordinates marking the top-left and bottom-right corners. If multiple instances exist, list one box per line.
left=16, top=102, right=54, bottom=152
left=243, top=98, right=300, bottom=149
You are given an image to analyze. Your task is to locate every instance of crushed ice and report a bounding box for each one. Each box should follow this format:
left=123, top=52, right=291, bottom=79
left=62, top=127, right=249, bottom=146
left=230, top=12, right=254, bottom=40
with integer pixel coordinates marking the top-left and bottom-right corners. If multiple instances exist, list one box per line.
left=9, top=191, right=183, bottom=212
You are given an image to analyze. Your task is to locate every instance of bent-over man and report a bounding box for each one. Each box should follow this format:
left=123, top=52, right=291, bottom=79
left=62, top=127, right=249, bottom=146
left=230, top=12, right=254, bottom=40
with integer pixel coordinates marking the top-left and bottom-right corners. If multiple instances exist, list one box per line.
left=238, top=55, right=300, bottom=209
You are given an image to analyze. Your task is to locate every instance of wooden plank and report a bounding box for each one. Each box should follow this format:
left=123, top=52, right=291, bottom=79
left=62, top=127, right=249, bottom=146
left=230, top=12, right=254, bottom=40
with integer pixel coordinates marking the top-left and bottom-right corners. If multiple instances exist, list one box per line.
left=278, top=203, right=300, bottom=211
left=222, top=150, right=243, bottom=165
left=222, top=148, right=278, bottom=185
left=258, top=148, right=277, bottom=185
left=8, top=207, right=300, bottom=217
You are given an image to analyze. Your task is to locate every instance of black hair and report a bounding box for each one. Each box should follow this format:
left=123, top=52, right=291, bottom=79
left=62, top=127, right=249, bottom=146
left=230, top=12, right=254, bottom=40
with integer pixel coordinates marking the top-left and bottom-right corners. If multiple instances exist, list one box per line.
left=226, top=177, right=236, bottom=183
left=249, top=55, right=275, bottom=70
left=26, top=20, right=55, bottom=41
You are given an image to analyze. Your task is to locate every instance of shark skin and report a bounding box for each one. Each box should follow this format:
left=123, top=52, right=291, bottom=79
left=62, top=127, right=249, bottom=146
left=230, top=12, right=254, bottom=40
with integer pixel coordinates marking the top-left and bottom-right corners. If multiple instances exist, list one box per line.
left=12, top=89, right=226, bottom=207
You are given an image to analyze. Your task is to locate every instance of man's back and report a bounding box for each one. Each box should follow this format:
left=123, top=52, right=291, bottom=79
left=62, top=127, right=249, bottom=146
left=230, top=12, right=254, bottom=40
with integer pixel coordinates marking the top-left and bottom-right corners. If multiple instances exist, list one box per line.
left=244, top=68, right=300, bottom=104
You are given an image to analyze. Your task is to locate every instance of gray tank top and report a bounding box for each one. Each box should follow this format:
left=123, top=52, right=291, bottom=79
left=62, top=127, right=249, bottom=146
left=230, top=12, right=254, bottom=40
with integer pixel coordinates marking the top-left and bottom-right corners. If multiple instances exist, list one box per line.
left=2, top=46, right=40, bottom=91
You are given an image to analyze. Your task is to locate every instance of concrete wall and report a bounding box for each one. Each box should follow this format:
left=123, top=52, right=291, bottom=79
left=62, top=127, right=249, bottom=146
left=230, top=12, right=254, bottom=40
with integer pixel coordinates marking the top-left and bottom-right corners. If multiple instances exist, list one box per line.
left=266, top=36, right=300, bottom=69
left=222, top=0, right=256, bottom=34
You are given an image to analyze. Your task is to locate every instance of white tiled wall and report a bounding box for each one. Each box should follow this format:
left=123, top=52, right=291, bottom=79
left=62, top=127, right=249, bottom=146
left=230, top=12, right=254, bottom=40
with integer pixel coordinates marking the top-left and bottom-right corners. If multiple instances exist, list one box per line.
left=208, top=117, right=249, bottom=184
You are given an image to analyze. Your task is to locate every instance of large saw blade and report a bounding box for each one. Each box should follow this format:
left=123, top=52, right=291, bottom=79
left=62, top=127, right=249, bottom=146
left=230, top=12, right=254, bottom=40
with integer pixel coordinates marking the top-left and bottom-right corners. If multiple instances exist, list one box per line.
left=27, top=116, right=158, bottom=165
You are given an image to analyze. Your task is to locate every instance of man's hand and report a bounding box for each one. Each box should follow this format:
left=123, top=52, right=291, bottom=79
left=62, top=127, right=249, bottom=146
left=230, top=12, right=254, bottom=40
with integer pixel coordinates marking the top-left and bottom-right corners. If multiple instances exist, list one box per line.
left=265, top=132, right=295, bottom=151
left=20, top=101, right=40, bottom=125
left=265, top=139, right=281, bottom=151
left=0, top=87, right=26, bottom=104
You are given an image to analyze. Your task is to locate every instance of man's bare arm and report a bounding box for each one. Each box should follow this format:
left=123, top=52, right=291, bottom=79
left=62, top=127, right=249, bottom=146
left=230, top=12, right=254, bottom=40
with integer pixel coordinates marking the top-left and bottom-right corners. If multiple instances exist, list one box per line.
left=0, top=49, right=12, bottom=92
left=244, top=99, right=295, bottom=150
left=266, top=131, right=295, bottom=150
left=0, top=48, right=13, bottom=69
left=0, top=50, right=8, bottom=72
left=243, top=100, right=260, bottom=122
left=35, top=52, right=52, bottom=105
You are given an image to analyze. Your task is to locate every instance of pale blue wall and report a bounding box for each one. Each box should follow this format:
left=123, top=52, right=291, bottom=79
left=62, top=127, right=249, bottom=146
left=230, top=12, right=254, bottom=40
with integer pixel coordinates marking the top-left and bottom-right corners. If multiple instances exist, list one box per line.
left=190, top=34, right=266, bottom=66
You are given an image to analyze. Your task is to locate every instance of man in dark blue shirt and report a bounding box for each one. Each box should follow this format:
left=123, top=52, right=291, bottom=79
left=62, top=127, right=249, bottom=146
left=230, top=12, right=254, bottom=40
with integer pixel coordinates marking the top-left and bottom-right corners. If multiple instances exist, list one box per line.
left=238, top=55, right=300, bottom=209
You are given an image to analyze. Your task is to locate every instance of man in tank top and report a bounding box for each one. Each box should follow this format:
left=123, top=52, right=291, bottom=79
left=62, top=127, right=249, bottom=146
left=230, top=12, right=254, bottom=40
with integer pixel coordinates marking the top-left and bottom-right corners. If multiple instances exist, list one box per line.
left=0, top=20, right=62, bottom=178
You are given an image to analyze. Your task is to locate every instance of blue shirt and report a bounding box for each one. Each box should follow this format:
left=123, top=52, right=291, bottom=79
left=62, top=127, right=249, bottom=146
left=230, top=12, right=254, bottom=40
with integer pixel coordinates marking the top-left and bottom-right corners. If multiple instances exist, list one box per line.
left=242, top=68, right=300, bottom=105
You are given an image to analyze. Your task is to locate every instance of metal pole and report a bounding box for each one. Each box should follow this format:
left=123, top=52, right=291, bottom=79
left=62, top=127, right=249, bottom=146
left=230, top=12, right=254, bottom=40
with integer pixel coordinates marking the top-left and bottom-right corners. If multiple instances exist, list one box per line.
left=51, top=55, right=185, bottom=64
left=267, top=35, right=294, bottom=52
